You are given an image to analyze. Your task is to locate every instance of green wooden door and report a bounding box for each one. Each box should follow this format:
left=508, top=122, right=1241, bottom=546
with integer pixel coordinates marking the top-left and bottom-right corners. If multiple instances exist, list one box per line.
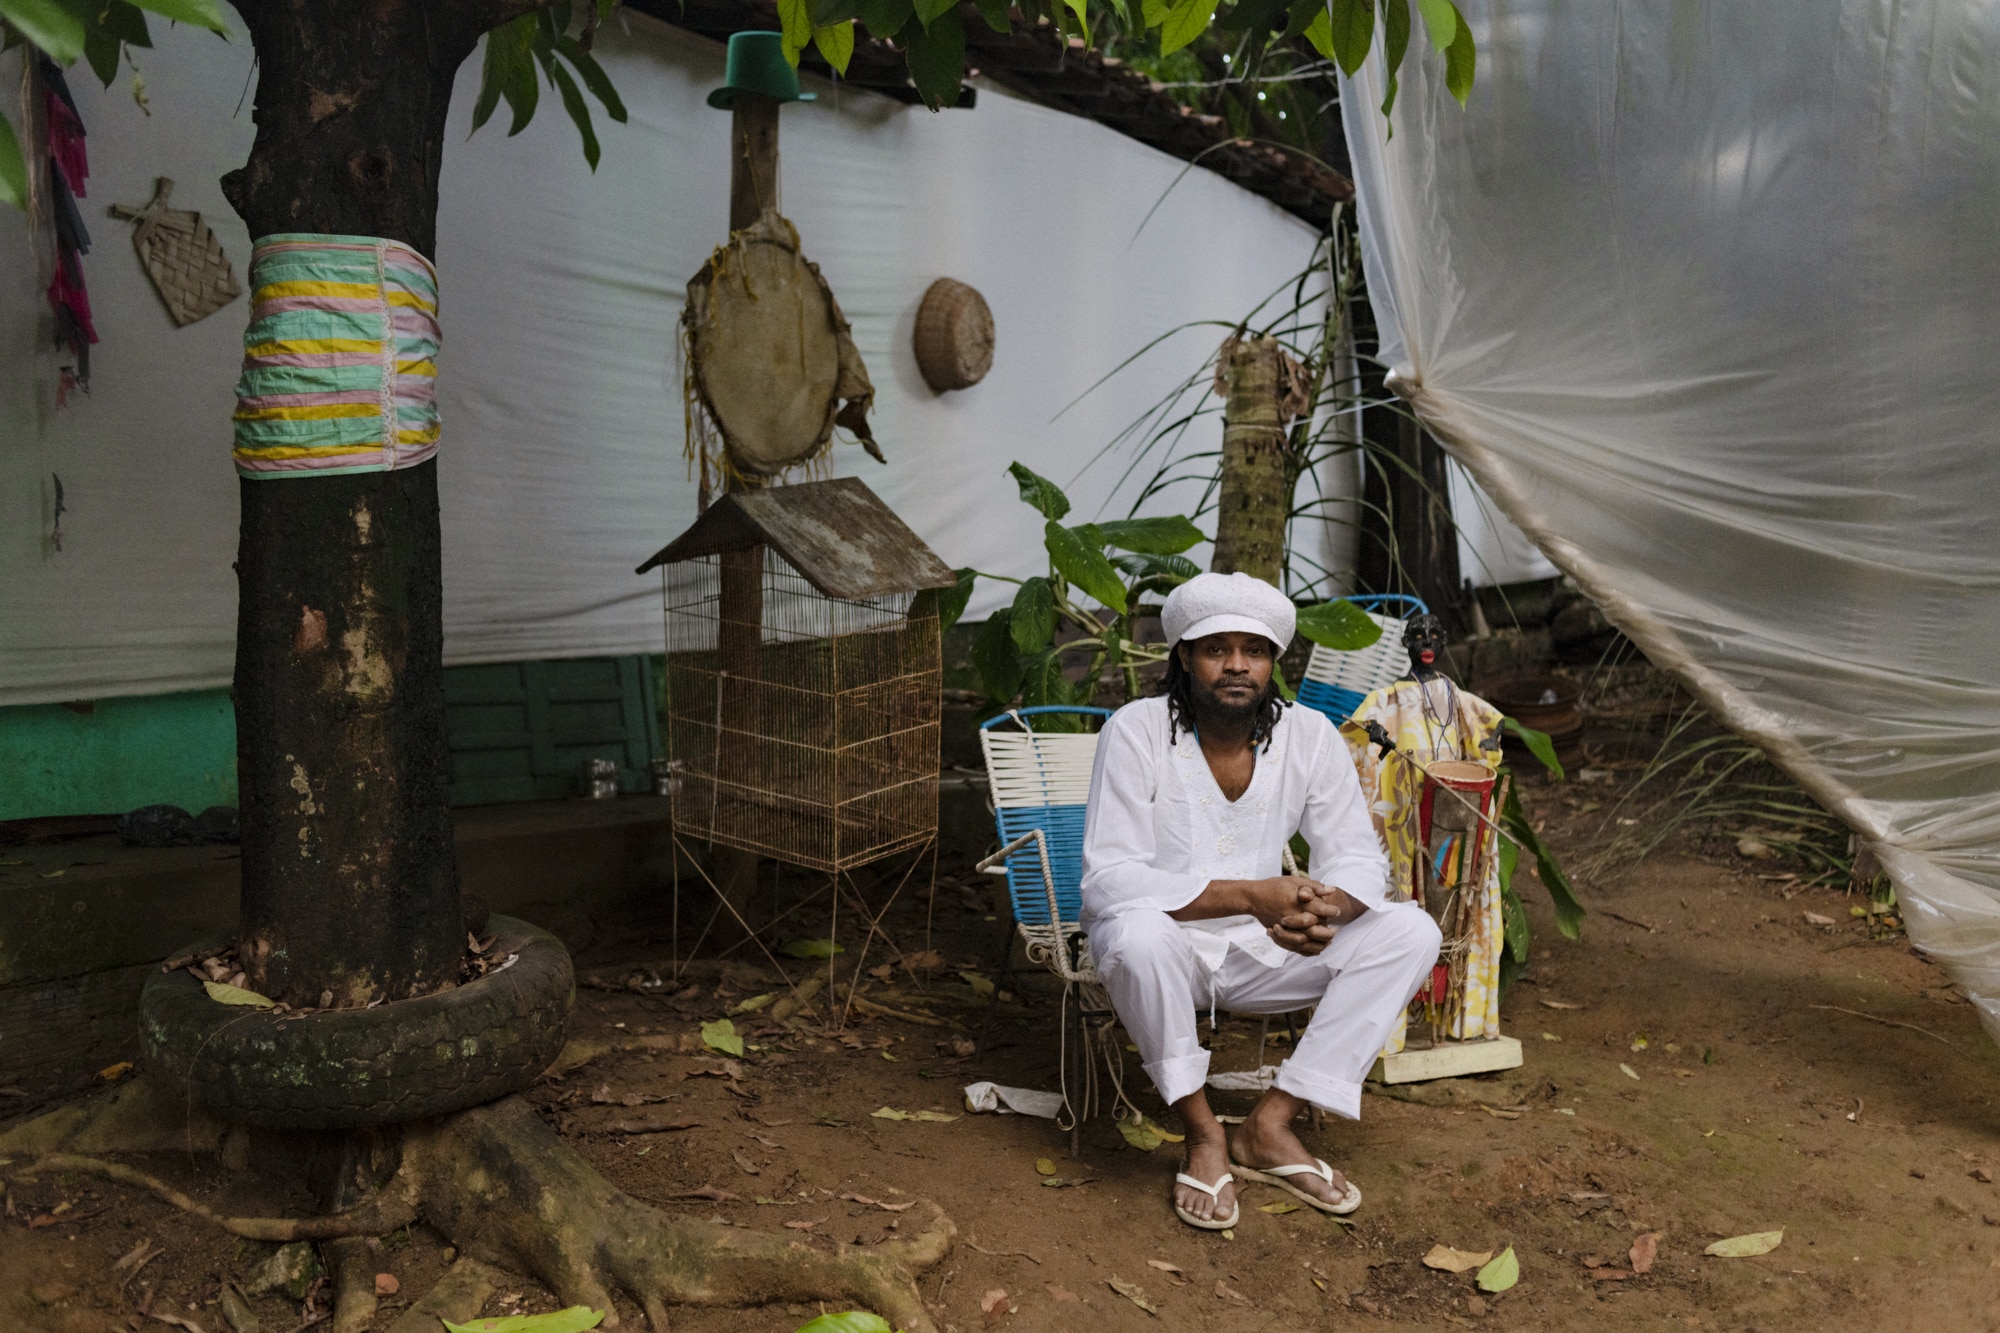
left=441, top=655, right=661, bottom=806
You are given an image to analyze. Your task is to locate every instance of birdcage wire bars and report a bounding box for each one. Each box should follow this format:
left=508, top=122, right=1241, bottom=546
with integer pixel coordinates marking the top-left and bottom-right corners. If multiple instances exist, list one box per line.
left=660, top=549, right=942, bottom=874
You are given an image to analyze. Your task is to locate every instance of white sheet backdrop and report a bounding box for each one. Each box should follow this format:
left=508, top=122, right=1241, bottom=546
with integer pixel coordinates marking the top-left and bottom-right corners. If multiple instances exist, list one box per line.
left=0, top=11, right=1330, bottom=706
left=1342, top=2, right=2000, bottom=1041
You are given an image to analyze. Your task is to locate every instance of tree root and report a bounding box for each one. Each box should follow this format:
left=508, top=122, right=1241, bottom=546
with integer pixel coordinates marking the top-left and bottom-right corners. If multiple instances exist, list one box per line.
left=3, top=1078, right=954, bottom=1331
left=20, top=1153, right=417, bottom=1241
left=398, top=1095, right=954, bottom=1332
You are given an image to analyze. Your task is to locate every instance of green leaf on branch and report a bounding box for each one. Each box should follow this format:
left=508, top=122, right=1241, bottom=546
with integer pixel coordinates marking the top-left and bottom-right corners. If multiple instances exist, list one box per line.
left=1010, top=577, right=1057, bottom=655
left=1006, top=461, right=1071, bottom=521
left=1295, top=600, right=1384, bottom=651
left=936, top=567, right=976, bottom=633
left=1443, top=0, right=1475, bottom=104
left=1094, top=515, right=1205, bottom=555
left=1302, top=5, right=1333, bottom=58
left=811, top=20, right=855, bottom=74
left=793, top=1315, right=892, bottom=1333
left=1414, top=0, right=1454, bottom=48
left=973, top=610, right=1026, bottom=703
left=556, top=35, right=628, bottom=121
left=1322, top=0, right=1375, bottom=76
left=1500, top=717, right=1564, bottom=780
left=1157, top=0, right=1223, bottom=56
left=125, top=0, right=226, bottom=31
left=902, top=7, right=964, bottom=108
left=1059, top=0, right=1090, bottom=42
left=541, top=51, right=601, bottom=170
left=1, top=0, right=88, bottom=63
left=1380, top=0, right=1410, bottom=71
left=971, top=0, right=1011, bottom=30
left=913, top=0, right=955, bottom=29
left=0, top=115, right=26, bottom=211
left=854, top=0, right=913, bottom=40
left=1045, top=522, right=1127, bottom=614
left=778, top=0, right=813, bottom=62
left=1142, top=0, right=1173, bottom=24
left=1501, top=782, right=1584, bottom=940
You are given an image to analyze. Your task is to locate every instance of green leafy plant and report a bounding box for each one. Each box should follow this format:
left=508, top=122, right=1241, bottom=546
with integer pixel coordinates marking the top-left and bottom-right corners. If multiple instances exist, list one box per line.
left=1491, top=719, right=1583, bottom=991
left=471, top=1, right=629, bottom=171
left=0, top=0, right=230, bottom=208
left=942, top=462, right=1381, bottom=722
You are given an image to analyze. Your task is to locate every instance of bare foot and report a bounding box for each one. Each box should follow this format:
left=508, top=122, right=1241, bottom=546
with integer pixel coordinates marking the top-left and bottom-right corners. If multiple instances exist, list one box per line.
left=1228, top=1092, right=1345, bottom=1205
left=1173, top=1123, right=1239, bottom=1222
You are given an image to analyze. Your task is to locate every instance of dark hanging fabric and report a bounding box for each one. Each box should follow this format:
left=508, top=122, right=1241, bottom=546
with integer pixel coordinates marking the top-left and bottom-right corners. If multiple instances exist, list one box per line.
left=38, top=56, right=94, bottom=387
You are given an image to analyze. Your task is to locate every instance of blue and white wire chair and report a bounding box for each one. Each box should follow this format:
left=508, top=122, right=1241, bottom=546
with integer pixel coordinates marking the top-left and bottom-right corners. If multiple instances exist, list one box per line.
left=973, top=705, right=1138, bottom=1148
left=1294, top=594, right=1431, bottom=724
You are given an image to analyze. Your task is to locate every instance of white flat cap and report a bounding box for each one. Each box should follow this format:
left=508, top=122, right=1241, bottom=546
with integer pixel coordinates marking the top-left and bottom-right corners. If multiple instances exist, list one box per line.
left=1161, top=571, right=1295, bottom=652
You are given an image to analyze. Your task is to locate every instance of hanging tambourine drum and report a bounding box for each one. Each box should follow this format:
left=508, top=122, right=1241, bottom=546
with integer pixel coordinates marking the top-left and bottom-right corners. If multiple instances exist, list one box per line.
left=912, top=277, right=994, bottom=392
left=684, top=211, right=877, bottom=480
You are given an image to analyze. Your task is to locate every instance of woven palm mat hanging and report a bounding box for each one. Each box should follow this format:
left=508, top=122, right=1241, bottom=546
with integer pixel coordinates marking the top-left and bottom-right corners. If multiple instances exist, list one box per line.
left=110, top=178, right=242, bottom=327
left=683, top=209, right=881, bottom=499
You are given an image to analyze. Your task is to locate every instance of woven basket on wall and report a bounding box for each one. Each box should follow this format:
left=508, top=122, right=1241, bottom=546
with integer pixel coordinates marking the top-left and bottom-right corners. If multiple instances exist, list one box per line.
left=912, top=277, right=994, bottom=392
left=110, top=178, right=242, bottom=327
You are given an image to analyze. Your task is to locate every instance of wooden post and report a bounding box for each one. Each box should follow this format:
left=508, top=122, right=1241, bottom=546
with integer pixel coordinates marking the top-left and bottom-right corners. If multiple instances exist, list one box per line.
left=710, top=92, right=783, bottom=934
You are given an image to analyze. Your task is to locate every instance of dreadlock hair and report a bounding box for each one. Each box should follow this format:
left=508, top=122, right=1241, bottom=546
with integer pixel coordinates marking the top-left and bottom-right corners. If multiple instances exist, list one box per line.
left=1160, top=642, right=1287, bottom=752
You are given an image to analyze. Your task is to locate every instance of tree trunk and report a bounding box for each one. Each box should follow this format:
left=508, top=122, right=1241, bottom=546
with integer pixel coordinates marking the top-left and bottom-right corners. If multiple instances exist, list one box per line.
left=1211, top=336, right=1295, bottom=588
left=221, top=0, right=503, bottom=1006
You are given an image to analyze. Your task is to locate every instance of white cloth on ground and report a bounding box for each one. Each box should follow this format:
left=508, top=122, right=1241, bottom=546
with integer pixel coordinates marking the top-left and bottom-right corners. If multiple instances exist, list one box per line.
left=1091, top=900, right=1441, bottom=1119
left=1079, top=695, right=1389, bottom=979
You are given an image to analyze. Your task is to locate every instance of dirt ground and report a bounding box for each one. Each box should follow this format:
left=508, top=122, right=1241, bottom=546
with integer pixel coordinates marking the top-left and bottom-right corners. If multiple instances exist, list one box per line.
left=6, top=769, right=2000, bottom=1333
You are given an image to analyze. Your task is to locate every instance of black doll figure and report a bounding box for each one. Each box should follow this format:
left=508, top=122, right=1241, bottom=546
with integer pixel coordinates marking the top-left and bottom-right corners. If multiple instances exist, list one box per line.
left=1402, top=613, right=1449, bottom=681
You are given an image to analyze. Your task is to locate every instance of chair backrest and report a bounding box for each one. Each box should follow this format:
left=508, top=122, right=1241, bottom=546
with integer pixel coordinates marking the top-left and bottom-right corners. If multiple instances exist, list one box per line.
left=978, top=706, right=1112, bottom=927
left=1295, top=594, right=1430, bottom=724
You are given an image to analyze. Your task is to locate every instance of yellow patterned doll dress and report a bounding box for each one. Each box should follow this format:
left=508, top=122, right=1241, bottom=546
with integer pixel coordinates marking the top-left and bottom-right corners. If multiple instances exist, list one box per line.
left=1342, top=677, right=1505, bottom=1051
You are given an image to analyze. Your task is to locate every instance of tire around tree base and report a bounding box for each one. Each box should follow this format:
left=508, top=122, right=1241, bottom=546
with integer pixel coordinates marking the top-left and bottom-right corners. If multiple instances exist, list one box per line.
left=139, top=914, right=573, bottom=1130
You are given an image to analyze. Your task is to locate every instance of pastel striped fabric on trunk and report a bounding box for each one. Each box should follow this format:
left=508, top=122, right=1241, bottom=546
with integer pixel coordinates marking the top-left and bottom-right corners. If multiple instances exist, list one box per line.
left=232, top=234, right=440, bottom=478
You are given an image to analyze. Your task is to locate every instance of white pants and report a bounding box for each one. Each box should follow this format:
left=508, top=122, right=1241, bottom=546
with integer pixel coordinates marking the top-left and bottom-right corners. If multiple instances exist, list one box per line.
left=1091, top=902, right=1442, bottom=1121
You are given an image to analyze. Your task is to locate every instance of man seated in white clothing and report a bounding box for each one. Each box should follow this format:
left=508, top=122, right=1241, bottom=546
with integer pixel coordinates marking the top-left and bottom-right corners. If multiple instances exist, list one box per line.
left=1080, top=572, right=1442, bottom=1229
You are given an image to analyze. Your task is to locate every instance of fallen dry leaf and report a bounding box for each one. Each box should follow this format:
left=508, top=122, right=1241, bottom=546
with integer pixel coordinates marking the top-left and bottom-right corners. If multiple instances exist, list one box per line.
left=840, top=1192, right=916, bottom=1212
left=1973, top=1168, right=1994, bottom=1184
left=731, top=1150, right=761, bottom=1176
left=374, top=1272, right=400, bottom=1296
left=1034, top=1158, right=1057, bottom=1176
left=980, top=1288, right=1014, bottom=1319
left=1108, top=1277, right=1160, bottom=1315
left=1258, top=1200, right=1299, bottom=1215
left=1588, top=1267, right=1636, bottom=1281
left=1620, top=1063, right=1642, bottom=1081
left=1422, top=1245, right=1494, bottom=1274
left=1045, top=1285, right=1079, bottom=1303
left=1630, top=1231, right=1660, bottom=1274
left=97, top=1061, right=133, bottom=1081
left=1705, top=1229, right=1784, bottom=1258
left=670, top=1185, right=739, bottom=1202
left=1540, top=998, right=1584, bottom=1010
left=1214, top=1278, right=1250, bottom=1304
left=1145, top=1259, right=1185, bottom=1276
left=1803, top=911, right=1836, bottom=926
left=783, top=1217, right=826, bottom=1231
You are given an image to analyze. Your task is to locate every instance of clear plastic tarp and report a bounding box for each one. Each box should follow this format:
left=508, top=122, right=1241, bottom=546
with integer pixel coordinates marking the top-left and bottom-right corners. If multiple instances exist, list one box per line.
left=1341, top=2, right=2000, bottom=1042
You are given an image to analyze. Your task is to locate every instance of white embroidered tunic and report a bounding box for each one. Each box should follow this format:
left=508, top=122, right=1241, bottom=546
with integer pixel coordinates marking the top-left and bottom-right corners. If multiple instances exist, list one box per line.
left=1079, top=695, right=1390, bottom=976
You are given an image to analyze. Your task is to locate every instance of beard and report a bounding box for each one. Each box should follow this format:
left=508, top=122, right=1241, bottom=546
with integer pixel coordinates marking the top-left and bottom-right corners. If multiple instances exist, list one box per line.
left=1188, top=672, right=1264, bottom=728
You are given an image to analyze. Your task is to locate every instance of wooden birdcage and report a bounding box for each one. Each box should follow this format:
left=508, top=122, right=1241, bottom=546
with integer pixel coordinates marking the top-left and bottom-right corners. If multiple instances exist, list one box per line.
left=636, top=479, right=955, bottom=874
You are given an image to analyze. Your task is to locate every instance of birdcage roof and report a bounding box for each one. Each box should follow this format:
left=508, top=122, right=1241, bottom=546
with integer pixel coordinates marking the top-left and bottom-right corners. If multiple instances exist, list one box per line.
left=636, top=478, right=958, bottom=600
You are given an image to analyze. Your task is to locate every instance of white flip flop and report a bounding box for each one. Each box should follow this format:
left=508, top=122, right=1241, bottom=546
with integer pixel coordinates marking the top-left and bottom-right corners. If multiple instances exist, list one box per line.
left=1172, top=1170, right=1241, bottom=1230
left=1231, top=1157, right=1362, bottom=1215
